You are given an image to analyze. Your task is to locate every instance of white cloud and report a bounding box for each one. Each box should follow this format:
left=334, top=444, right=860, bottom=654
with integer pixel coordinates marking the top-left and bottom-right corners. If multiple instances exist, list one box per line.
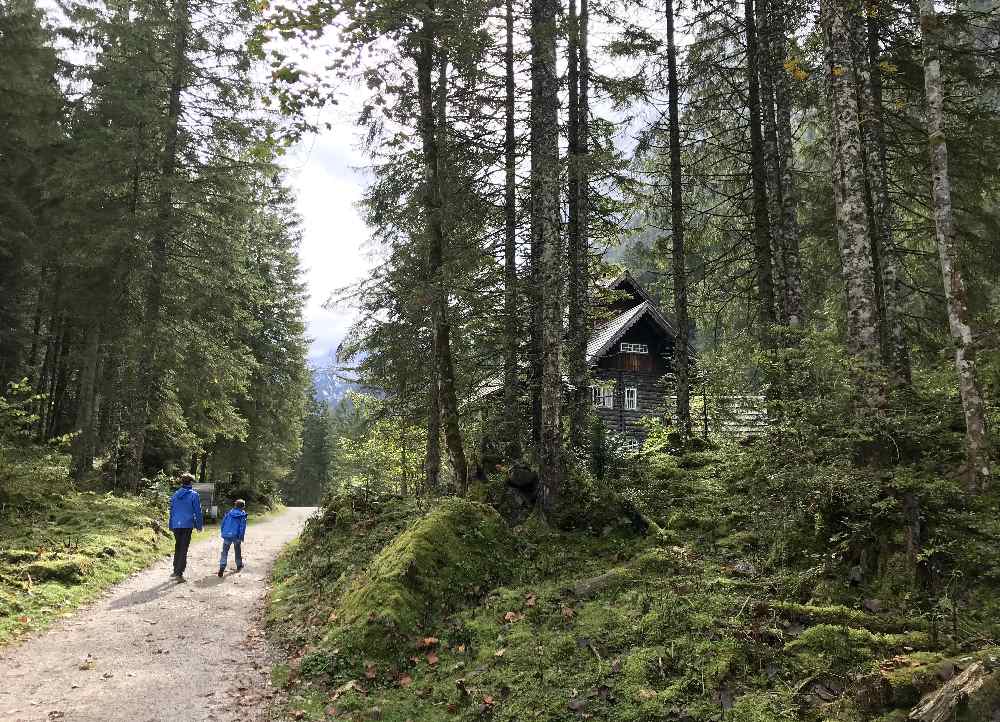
left=284, top=109, right=375, bottom=364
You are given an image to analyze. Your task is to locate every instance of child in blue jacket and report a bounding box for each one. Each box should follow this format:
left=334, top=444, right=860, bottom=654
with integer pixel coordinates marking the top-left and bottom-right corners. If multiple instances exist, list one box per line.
left=218, top=499, right=248, bottom=577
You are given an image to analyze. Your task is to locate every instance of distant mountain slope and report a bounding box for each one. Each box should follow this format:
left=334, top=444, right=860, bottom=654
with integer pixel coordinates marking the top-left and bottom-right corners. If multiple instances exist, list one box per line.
left=311, top=363, right=356, bottom=405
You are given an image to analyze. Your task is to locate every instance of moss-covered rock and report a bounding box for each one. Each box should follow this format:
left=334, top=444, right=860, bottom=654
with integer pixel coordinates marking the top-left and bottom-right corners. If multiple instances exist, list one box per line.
left=0, top=588, right=24, bottom=616
left=1, top=549, right=38, bottom=564
left=321, top=498, right=515, bottom=661
left=26, top=556, right=92, bottom=583
left=769, top=601, right=926, bottom=633
left=785, top=623, right=930, bottom=677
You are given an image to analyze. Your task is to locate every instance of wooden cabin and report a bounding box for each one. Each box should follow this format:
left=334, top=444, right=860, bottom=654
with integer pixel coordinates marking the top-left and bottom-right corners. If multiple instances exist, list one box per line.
left=588, top=271, right=678, bottom=447
left=466, top=270, right=683, bottom=447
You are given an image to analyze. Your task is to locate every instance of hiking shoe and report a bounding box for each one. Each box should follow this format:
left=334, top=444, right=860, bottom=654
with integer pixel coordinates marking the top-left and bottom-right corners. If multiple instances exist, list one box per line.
left=218, top=569, right=224, bottom=578
left=236, top=566, right=243, bottom=572
left=176, top=576, right=187, bottom=583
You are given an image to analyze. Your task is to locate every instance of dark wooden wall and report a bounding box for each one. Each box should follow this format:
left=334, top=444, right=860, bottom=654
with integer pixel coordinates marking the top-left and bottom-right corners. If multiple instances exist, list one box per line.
left=596, top=316, right=674, bottom=376
left=592, top=368, right=668, bottom=443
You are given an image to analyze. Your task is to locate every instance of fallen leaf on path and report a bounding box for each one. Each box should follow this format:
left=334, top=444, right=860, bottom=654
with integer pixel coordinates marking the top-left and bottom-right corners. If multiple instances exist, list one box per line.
left=503, top=611, right=524, bottom=623
left=418, top=636, right=438, bottom=648
left=426, top=652, right=439, bottom=666
left=494, top=648, right=506, bottom=658
left=398, top=674, right=413, bottom=687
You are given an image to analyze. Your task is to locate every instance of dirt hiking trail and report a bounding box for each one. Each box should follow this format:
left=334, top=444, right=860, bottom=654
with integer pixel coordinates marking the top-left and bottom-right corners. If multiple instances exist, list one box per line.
left=0, top=506, right=316, bottom=722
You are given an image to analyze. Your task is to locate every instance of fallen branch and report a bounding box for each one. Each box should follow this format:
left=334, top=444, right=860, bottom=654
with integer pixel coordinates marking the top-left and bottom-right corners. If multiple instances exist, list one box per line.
left=908, top=661, right=994, bottom=722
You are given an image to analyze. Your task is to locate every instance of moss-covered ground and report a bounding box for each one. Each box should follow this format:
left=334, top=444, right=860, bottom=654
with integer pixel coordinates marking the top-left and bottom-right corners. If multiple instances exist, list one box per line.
left=0, top=491, right=175, bottom=645
left=267, top=453, right=1000, bottom=722
left=0, top=491, right=284, bottom=646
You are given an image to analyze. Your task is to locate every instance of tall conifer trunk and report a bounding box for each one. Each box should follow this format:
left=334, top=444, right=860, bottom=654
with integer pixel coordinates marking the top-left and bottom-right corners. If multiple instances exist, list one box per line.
left=744, top=0, right=776, bottom=342
left=822, top=0, right=883, bottom=383
left=501, top=0, right=520, bottom=459
left=756, top=0, right=787, bottom=324
left=425, top=307, right=442, bottom=491
left=865, top=12, right=910, bottom=385
left=567, top=0, right=588, bottom=449
left=531, top=0, right=563, bottom=514
left=578, top=0, right=589, bottom=318
left=417, top=22, right=468, bottom=493
left=421, top=17, right=443, bottom=494
left=71, top=324, right=101, bottom=480
left=125, top=0, right=188, bottom=489
left=772, top=3, right=803, bottom=327
left=665, top=0, right=691, bottom=437
left=919, top=0, right=991, bottom=486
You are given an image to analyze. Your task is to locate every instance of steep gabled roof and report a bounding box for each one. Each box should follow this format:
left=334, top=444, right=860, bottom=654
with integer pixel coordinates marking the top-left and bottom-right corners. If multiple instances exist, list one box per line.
left=602, top=269, right=658, bottom=306
left=586, top=301, right=676, bottom=364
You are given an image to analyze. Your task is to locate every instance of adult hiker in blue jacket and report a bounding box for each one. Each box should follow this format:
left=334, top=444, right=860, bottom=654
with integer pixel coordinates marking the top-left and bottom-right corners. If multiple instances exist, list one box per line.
left=168, top=473, right=203, bottom=582
left=217, top=499, right=248, bottom=577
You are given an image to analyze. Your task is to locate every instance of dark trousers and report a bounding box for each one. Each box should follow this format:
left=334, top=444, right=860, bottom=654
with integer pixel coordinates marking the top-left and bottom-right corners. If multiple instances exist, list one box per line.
left=172, top=528, right=193, bottom=576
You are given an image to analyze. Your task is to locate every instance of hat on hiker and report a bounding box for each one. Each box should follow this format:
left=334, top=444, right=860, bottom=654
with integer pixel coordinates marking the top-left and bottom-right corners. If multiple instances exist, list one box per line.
left=180, top=473, right=196, bottom=486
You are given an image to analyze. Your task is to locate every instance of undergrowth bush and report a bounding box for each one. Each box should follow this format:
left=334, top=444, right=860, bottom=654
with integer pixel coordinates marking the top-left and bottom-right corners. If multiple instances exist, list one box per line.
left=0, top=380, right=73, bottom=506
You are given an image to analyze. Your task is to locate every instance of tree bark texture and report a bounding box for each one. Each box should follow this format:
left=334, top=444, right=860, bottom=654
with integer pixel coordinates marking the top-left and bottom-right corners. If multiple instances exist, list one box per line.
left=822, top=0, right=883, bottom=379
left=417, top=32, right=469, bottom=493
left=755, top=0, right=787, bottom=324
left=919, top=0, right=992, bottom=487
left=566, top=0, right=589, bottom=449
left=665, top=0, right=691, bottom=437
left=744, top=0, right=777, bottom=342
left=772, top=4, right=804, bottom=328
left=531, top=0, right=563, bottom=514
left=501, top=0, right=521, bottom=459
left=71, top=324, right=101, bottom=480
left=866, top=11, right=911, bottom=385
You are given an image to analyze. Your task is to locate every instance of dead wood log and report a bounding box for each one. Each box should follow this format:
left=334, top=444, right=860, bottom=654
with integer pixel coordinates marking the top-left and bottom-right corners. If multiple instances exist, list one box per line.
left=572, top=568, right=631, bottom=598
left=908, top=661, right=995, bottom=722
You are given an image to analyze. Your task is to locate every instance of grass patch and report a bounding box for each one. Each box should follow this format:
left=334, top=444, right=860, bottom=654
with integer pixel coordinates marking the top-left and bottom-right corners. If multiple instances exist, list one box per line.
left=0, top=491, right=173, bottom=645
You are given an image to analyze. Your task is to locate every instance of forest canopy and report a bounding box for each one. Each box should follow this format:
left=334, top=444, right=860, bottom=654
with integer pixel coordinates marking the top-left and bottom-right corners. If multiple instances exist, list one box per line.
left=268, top=0, right=998, bottom=507
left=0, top=0, right=310, bottom=502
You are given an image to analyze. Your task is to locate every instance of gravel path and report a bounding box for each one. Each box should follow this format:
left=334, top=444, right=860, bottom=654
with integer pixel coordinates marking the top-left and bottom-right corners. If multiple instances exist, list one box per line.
left=0, top=506, right=316, bottom=722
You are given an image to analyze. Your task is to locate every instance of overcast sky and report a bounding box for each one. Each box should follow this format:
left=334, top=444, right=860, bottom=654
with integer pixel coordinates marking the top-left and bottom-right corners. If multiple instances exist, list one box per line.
left=283, top=108, right=374, bottom=366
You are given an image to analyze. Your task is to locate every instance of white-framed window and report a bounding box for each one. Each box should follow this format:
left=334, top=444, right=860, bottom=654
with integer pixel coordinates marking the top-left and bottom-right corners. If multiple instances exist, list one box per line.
left=591, top=384, right=614, bottom=409
left=621, top=437, right=640, bottom=453
left=624, top=386, right=638, bottom=411
left=620, top=342, right=649, bottom=354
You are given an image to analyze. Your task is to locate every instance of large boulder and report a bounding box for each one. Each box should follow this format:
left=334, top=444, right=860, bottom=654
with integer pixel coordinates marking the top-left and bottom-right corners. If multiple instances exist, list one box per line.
left=317, top=498, right=515, bottom=661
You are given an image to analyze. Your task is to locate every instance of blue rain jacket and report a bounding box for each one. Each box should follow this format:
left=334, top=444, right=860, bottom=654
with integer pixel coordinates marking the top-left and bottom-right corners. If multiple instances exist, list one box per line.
left=168, top=486, right=203, bottom=530
left=220, top=508, right=248, bottom=541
